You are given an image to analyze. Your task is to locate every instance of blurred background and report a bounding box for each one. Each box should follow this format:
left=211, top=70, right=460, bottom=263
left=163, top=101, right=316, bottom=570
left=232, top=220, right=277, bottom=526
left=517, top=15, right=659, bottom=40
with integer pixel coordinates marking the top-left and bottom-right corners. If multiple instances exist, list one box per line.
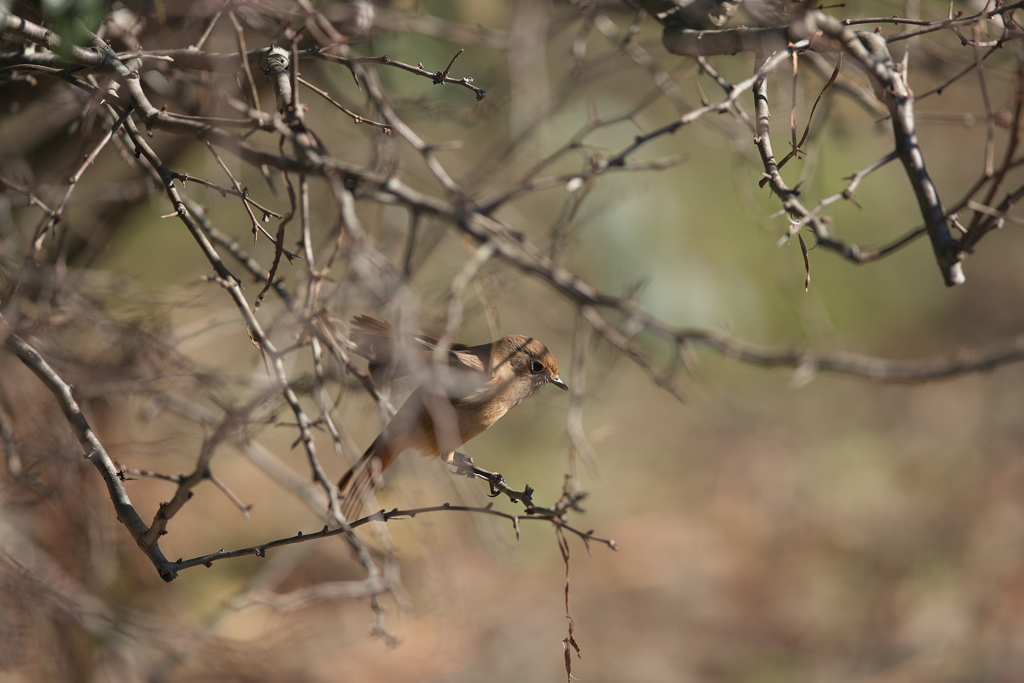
left=3, top=0, right=1024, bottom=681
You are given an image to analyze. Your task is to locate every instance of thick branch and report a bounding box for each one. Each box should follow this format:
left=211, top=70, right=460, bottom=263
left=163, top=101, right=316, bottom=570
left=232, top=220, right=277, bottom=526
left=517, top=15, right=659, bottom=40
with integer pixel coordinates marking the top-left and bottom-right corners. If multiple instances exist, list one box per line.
left=795, top=13, right=965, bottom=286
left=0, top=316, right=177, bottom=581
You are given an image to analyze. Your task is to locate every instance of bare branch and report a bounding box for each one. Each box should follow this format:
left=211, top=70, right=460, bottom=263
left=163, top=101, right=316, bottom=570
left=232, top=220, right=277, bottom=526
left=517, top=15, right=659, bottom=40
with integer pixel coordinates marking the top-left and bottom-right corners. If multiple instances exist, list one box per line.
left=0, top=315, right=177, bottom=581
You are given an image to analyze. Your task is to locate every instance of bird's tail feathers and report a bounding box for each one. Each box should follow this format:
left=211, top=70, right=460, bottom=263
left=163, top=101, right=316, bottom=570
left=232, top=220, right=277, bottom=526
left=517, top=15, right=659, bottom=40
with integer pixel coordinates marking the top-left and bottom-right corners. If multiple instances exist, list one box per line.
left=338, top=435, right=398, bottom=523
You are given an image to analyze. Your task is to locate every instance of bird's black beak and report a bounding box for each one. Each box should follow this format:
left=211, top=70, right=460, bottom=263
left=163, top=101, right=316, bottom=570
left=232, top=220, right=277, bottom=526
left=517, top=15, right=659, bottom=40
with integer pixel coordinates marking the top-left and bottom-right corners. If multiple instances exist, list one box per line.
left=550, top=376, right=568, bottom=391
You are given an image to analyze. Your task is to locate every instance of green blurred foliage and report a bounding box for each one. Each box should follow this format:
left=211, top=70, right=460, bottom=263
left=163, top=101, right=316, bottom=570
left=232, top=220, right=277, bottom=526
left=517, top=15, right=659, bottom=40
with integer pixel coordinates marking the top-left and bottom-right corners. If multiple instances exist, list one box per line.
left=42, top=0, right=107, bottom=58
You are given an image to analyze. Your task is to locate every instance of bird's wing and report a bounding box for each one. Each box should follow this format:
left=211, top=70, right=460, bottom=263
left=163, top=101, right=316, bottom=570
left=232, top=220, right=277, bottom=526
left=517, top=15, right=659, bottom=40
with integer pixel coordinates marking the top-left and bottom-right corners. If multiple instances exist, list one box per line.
left=350, top=316, right=488, bottom=381
left=349, top=315, right=400, bottom=373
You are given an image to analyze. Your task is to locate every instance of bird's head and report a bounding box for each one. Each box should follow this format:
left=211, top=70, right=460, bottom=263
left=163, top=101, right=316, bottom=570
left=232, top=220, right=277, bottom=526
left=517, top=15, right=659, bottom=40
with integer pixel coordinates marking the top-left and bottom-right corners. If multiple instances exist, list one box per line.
left=495, top=336, right=568, bottom=393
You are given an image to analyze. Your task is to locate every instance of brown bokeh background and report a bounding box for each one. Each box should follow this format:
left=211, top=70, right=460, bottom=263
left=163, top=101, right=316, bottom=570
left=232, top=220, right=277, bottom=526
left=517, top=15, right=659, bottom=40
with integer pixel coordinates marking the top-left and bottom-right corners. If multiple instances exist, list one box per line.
left=3, top=1, right=1024, bottom=681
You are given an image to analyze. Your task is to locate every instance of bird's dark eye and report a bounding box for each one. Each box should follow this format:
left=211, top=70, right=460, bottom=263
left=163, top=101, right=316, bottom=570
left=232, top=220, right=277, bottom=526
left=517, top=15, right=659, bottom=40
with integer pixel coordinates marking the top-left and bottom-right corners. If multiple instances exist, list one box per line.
left=530, top=360, right=544, bottom=374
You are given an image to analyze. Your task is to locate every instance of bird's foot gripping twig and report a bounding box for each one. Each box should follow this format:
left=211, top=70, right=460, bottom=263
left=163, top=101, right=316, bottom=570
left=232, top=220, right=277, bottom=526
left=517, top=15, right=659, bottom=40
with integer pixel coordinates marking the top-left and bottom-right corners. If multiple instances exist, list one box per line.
left=449, top=451, right=536, bottom=510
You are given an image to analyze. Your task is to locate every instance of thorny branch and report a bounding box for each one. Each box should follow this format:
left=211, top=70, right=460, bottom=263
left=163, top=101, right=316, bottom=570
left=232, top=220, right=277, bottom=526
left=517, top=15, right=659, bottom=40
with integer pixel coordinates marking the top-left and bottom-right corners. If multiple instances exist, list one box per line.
left=0, top=315, right=177, bottom=581
left=171, top=486, right=616, bottom=574
left=653, top=3, right=1024, bottom=287
left=4, top=0, right=1024, bottom=650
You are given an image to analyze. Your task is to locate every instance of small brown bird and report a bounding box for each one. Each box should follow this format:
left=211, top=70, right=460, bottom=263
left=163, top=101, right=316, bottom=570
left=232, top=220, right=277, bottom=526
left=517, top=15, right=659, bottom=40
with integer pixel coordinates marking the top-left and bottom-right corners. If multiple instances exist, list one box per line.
left=339, top=316, right=567, bottom=521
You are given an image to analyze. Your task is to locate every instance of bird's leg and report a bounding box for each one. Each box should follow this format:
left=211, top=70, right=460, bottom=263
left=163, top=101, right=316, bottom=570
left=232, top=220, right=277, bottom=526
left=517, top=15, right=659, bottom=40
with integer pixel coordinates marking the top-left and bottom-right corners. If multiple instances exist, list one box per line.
left=448, top=450, right=475, bottom=474
left=447, top=451, right=535, bottom=509
left=449, top=451, right=502, bottom=487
